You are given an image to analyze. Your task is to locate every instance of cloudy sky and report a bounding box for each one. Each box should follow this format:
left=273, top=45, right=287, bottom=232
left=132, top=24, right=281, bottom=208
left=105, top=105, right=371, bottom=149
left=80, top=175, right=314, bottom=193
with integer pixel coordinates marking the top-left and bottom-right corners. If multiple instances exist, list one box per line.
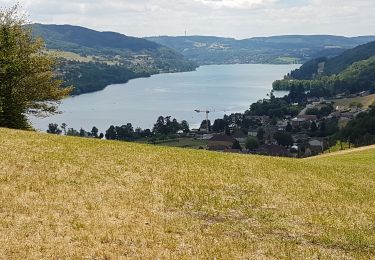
left=1, top=0, right=374, bottom=39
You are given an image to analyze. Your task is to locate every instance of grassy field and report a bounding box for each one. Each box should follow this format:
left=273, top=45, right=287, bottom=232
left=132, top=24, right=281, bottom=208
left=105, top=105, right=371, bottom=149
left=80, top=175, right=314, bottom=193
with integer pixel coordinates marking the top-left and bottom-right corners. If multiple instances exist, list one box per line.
left=48, top=50, right=120, bottom=65
left=139, top=138, right=208, bottom=149
left=333, top=94, right=375, bottom=108
left=0, top=128, right=374, bottom=259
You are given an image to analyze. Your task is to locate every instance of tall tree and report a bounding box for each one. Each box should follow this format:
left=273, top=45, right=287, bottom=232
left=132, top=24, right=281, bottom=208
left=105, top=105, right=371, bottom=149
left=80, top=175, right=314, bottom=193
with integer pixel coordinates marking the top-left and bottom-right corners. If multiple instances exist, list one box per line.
left=180, top=120, right=190, bottom=133
left=0, top=5, right=71, bottom=129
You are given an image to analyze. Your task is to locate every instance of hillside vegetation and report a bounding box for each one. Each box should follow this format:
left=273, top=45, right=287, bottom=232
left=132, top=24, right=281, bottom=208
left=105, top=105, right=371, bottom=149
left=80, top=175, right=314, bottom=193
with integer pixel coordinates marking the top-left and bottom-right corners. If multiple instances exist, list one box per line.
left=146, top=35, right=375, bottom=65
left=287, top=41, right=375, bottom=80
left=0, top=128, right=374, bottom=259
left=273, top=41, right=375, bottom=96
left=30, top=24, right=197, bottom=94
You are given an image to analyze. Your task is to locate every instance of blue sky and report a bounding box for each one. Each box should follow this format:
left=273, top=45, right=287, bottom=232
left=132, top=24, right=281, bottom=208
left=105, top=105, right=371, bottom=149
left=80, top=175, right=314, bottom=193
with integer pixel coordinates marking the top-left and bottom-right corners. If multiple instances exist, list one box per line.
left=1, top=0, right=374, bottom=38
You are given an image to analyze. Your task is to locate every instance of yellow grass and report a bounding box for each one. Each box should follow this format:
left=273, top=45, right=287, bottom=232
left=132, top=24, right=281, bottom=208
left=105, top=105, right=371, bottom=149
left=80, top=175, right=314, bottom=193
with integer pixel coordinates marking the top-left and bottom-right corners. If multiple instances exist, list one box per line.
left=0, top=128, right=374, bottom=259
left=48, top=50, right=119, bottom=65
left=333, top=94, right=375, bottom=108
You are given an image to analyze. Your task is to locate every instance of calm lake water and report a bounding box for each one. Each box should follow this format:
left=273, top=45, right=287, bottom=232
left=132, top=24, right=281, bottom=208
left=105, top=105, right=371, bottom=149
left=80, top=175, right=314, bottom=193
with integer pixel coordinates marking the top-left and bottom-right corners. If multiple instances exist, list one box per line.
left=31, top=64, right=300, bottom=132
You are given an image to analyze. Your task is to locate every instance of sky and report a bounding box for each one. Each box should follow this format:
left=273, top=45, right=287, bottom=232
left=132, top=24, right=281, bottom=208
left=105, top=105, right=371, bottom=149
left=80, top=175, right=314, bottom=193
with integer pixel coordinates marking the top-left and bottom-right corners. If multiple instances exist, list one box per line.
left=1, top=0, right=374, bottom=39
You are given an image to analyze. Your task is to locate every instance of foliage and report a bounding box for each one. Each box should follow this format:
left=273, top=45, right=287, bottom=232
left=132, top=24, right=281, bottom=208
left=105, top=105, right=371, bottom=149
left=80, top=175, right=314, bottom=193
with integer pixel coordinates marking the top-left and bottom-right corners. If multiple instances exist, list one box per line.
left=180, top=120, right=190, bottom=133
left=0, top=6, right=71, bottom=129
left=212, top=119, right=228, bottom=132
left=28, top=24, right=197, bottom=95
left=339, top=107, right=375, bottom=146
left=245, top=136, right=259, bottom=150
left=274, top=131, right=294, bottom=147
left=232, top=140, right=242, bottom=150
left=273, top=41, right=375, bottom=98
left=60, top=60, right=150, bottom=95
left=246, top=95, right=302, bottom=118
left=306, top=104, right=334, bottom=118
left=153, top=116, right=181, bottom=136
left=146, top=35, right=375, bottom=65
left=47, top=123, right=62, bottom=134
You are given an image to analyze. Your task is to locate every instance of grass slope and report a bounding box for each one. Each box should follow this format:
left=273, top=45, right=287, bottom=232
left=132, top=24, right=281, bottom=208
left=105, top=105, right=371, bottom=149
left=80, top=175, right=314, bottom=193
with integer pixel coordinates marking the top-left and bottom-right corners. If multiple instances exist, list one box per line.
left=0, top=128, right=374, bottom=259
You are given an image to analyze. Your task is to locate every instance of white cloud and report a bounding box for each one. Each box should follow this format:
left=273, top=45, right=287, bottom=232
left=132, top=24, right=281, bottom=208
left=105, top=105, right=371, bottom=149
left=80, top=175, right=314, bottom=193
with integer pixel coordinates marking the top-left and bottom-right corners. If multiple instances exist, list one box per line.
left=193, top=0, right=277, bottom=9
left=0, top=0, right=374, bottom=38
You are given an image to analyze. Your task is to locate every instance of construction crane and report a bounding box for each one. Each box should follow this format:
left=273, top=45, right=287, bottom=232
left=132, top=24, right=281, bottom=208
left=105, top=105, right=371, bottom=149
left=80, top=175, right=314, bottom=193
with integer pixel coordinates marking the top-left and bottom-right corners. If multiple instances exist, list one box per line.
left=195, top=109, right=211, bottom=132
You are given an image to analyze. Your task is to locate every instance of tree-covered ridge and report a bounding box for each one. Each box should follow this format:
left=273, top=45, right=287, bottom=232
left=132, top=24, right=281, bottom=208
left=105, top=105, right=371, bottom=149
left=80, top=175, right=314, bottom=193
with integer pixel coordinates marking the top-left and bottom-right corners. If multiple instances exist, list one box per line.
left=273, top=41, right=375, bottom=97
left=146, top=35, right=375, bottom=65
left=58, top=60, right=150, bottom=95
left=273, top=55, right=375, bottom=96
left=31, top=23, right=161, bottom=54
left=29, top=24, right=197, bottom=94
left=284, top=41, right=375, bottom=80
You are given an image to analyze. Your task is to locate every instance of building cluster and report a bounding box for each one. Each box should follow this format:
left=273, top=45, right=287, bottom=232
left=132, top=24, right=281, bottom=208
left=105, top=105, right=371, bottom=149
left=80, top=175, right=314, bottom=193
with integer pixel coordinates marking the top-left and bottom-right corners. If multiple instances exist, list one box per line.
left=191, top=96, right=372, bottom=157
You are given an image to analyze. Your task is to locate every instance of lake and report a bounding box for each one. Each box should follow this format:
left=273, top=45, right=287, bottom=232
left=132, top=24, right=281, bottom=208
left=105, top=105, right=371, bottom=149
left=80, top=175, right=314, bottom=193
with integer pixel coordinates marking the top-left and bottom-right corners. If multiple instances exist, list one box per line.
left=31, top=64, right=300, bottom=132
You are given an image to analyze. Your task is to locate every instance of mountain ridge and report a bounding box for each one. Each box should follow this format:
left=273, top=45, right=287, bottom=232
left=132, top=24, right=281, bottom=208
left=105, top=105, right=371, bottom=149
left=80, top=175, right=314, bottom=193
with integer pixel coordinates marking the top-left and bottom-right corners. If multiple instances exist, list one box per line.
left=29, top=24, right=197, bottom=95
left=146, top=35, right=375, bottom=65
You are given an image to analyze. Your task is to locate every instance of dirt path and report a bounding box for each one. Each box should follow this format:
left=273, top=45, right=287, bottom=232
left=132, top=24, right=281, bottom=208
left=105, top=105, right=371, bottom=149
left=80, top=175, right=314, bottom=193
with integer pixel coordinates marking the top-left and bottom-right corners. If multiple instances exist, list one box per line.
left=305, top=145, right=375, bottom=160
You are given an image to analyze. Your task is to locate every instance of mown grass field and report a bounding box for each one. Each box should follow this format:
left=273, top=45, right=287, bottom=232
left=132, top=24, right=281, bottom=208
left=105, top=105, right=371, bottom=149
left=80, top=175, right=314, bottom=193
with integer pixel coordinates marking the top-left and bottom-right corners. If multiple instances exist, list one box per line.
left=0, top=128, right=374, bottom=259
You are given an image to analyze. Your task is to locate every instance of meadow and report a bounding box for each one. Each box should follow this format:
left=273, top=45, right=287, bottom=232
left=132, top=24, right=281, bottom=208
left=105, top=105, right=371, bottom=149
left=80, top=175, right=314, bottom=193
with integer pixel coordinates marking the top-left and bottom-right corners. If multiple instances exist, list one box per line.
left=0, top=128, right=374, bottom=259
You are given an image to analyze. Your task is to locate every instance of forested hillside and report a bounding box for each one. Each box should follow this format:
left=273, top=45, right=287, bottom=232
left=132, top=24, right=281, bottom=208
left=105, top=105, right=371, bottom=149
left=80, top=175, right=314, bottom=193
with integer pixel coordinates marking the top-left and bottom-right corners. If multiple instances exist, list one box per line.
left=146, top=35, right=375, bottom=65
left=30, top=24, right=197, bottom=94
left=273, top=41, right=375, bottom=96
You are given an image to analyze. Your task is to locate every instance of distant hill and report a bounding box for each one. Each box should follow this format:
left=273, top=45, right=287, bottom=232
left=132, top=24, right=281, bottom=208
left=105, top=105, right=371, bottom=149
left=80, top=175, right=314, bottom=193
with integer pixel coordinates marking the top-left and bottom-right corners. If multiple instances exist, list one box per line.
left=288, top=41, right=375, bottom=80
left=31, top=24, right=160, bottom=53
left=30, top=24, right=197, bottom=95
left=146, top=35, right=375, bottom=65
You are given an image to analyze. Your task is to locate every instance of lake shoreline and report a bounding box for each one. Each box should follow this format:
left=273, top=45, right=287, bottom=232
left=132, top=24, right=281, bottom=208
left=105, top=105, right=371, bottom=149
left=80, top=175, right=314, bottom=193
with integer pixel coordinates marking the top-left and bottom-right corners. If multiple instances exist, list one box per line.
left=33, top=64, right=300, bottom=131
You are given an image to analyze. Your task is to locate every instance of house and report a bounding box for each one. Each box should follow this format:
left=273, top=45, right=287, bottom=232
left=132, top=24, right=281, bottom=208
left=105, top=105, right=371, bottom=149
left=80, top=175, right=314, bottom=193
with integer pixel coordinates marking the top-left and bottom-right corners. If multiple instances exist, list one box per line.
left=291, top=115, right=318, bottom=128
left=298, top=115, right=318, bottom=121
left=255, top=144, right=289, bottom=157
left=359, top=90, right=370, bottom=97
left=335, top=106, right=347, bottom=112
left=233, top=130, right=248, bottom=142
left=262, top=125, right=278, bottom=144
left=292, top=133, right=310, bottom=143
left=245, top=115, right=270, bottom=124
left=340, top=112, right=355, bottom=120
left=248, top=127, right=258, bottom=137
left=305, top=138, right=326, bottom=156
left=276, top=120, right=289, bottom=131
left=208, top=135, right=236, bottom=151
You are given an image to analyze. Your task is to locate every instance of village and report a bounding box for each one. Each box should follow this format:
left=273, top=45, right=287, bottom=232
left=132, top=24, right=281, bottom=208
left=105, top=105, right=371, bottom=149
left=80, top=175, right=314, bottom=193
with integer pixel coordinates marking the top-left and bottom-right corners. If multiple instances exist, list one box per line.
left=177, top=91, right=375, bottom=157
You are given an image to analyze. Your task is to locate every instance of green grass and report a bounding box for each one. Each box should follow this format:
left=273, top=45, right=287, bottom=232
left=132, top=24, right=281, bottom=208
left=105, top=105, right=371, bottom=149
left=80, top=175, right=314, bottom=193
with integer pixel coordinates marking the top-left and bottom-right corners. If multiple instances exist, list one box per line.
left=0, top=128, right=374, bottom=259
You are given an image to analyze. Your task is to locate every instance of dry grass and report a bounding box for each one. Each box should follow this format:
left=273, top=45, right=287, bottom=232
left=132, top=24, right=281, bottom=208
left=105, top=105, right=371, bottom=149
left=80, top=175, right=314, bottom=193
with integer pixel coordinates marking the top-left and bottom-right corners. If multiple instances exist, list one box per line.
left=0, top=128, right=374, bottom=259
left=333, top=94, right=375, bottom=108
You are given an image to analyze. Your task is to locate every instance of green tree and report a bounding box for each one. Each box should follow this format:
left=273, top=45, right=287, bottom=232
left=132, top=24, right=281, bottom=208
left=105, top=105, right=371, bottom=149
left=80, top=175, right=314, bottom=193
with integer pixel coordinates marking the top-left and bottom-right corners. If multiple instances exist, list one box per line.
left=180, top=120, right=190, bottom=133
left=257, top=128, right=265, bottom=140
left=0, top=6, right=71, bottom=129
left=274, top=131, right=294, bottom=147
left=91, top=126, right=99, bottom=138
left=232, top=140, right=242, bottom=150
left=245, top=137, right=259, bottom=150
left=310, top=121, right=318, bottom=132
left=212, top=119, right=227, bottom=132
left=47, top=123, right=61, bottom=135
left=66, top=128, right=79, bottom=136
left=286, top=122, right=293, bottom=132
left=105, top=125, right=117, bottom=140
left=61, top=123, right=67, bottom=135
